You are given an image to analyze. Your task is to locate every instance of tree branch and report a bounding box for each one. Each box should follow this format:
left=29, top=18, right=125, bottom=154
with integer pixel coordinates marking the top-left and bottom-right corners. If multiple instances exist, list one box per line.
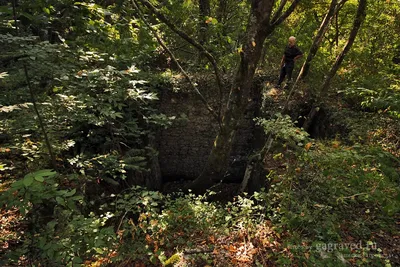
left=272, top=0, right=301, bottom=26
left=137, top=0, right=224, bottom=120
left=271, top=0, right=288, bottom=23
left=132, top=0, right=221, bottom=125
left=24, top=64, right=57, bottom=169
left=337, top=0, right=348, bottom=10
left=12, top=0, right=57, bottom=170
left=12, top=0, right=19, bottom=34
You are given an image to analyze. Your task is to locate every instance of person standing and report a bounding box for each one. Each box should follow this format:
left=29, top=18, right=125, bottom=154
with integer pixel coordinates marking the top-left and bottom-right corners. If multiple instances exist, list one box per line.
left=277, top=36, right=303, bottom=89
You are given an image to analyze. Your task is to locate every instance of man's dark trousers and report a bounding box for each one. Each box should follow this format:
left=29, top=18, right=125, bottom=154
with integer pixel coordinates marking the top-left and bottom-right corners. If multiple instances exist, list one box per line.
left=278, top=62, right=294, bottom=87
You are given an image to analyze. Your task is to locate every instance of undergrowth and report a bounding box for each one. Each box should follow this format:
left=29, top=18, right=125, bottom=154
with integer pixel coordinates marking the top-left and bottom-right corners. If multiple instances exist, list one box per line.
left=1, top=137, right=399, bottom=266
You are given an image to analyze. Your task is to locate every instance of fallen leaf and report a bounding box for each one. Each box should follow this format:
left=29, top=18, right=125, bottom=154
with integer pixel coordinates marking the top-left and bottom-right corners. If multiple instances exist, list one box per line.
left=209, top=235, right=215, bottom=243
left=305, top=142, right=312, bottom=151
left=249, top=248, right=258, bottom=255
left=228, top=244, right=237, bottom=253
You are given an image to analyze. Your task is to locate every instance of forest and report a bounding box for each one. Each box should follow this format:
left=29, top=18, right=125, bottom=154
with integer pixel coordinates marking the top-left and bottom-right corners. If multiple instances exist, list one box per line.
left=0, top=0, right=399, bottom=266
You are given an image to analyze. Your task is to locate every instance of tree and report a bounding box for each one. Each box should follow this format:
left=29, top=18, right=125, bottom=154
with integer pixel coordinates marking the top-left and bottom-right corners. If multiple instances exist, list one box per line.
left=296, top=0, right=344, bottom=81
left=189, top=0, right=301, bottom=193
left=136, top=0, right=301, bottom=193
left=303, top=0, right=367, bottom=131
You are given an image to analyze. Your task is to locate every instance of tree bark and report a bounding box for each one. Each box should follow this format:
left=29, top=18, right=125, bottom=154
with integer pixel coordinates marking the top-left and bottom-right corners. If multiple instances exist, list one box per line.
left=271, top=0, right=301, bottom=26
left=271, top=0, right=288, bottom=23
left=303, top=0, right=367, bottom=131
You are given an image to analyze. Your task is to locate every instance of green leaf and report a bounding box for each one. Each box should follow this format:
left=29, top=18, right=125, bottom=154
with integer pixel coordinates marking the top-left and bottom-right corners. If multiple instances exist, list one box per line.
left=73, top=257, right=83, bottom=264
left=56, top=196, right=65, bottom=205
left=64, top=189, right=76, bottom=197
left=183, top=0, right=192, bottom=8
left=20, top=12, right=35, bottom=21
left=34, top=176, right=44, bottom=182
left=53, top=86, right=62, bottom=93
left=94, top=247, right=103, bottom=254
left=34, top=169, right=57, bottom=177
left=11, top=180, right=23, bottom=189
left=0, top=6, right=12, bottom=14
left=43, top=7, right=50, bottom=14
left=67, top=200, right=77, bottom=210
left=23, top=174, right=34, bottom=187
left=46, top=248, right=54, bottom=259
left=21, top=170, right=57, bottom=185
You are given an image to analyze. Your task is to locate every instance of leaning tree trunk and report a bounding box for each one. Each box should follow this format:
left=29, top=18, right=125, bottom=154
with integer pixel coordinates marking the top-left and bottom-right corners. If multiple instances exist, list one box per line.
left=297, top=0, right=339, bottom=81
left=303, top=0, right=367, bottom=131
left=286, top=0, right=340, bottom=108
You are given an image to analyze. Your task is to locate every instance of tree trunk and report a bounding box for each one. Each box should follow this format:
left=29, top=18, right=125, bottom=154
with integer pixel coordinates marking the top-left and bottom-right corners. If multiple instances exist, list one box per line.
left=188, top=0, right=277, bottom=193
left=137, top=0, right=300, bottom=194
left=145, top=153, right=162, bottom=190
left=303, top=0, right=367, bottom=131
left=335, top=12, right=339, bottom=47
left=199, top=0, right=210, bottom=46
left=216, top=0, right=227, bottom=23
left=320, top=0, right=367, bottom=94
left=187, top=0, right=301, bottom=194
left=297, top=0, right=338, bottom=81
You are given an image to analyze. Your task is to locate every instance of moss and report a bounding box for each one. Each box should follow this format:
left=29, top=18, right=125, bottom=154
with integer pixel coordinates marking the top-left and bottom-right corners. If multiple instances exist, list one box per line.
left=163, top=253, right=181, bottom=267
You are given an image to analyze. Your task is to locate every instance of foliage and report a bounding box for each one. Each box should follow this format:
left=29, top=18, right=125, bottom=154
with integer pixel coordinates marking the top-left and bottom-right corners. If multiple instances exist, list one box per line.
left=0, top=170, right=116, bottom=266
left=263, top=142, right=400, bottom=266
left=1, top=0, right=399, bottom=266
left=108, top=187, right=269, bottom=266
left=255, top=113, right=310, bottom=147
left=0, top=0, right=174, bottom=180
left=340, top=76, right=400, bottom=118
left=0, top=0, right=170, bottom=265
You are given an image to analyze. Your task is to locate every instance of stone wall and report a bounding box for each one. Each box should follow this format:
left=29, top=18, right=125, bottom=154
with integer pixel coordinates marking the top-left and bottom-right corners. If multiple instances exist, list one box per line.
left=157, top=75, right=262, bottom=182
